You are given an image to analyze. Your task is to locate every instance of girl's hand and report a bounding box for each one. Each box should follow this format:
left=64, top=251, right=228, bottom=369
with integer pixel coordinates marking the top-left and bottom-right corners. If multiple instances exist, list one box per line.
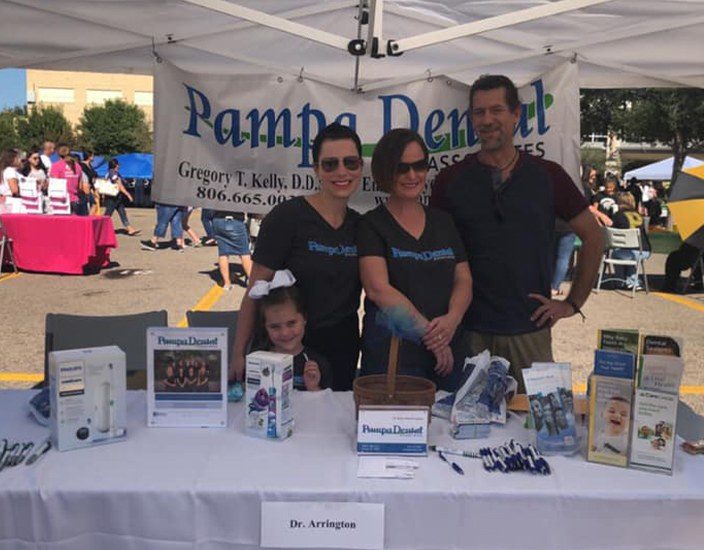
left=422, top=314, right=459, bottom=352
left=303, top=361, right=322, bottom=391
left=432, top=345, right=454, bottom=377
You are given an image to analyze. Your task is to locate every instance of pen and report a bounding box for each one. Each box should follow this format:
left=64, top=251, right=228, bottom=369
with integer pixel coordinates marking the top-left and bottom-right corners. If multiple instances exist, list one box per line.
left=437, top=450, right=465, bottom=475
left=429, top=445, right=480, bottom=459
left=25, top=439, right=52, bottom=466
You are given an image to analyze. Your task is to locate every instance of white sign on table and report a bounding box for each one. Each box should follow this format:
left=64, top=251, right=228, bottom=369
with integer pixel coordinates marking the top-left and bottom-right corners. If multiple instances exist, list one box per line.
left=357, top=406, right=429, bottom=456
left=261, top=502, right=384, bottom=550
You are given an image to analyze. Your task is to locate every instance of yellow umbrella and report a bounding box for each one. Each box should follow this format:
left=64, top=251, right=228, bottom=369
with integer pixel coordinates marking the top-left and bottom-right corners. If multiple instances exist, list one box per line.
left=668, top=163, right=704, bottom=249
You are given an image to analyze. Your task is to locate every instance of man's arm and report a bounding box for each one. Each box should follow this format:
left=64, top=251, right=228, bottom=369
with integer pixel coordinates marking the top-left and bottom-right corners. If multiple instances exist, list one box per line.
left=530, top=208, right=604, bottom=327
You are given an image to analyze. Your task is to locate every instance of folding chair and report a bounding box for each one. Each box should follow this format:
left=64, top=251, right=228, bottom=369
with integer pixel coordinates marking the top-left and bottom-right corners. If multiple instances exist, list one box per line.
left=683, top=254, right=704, bottom=293
left=677, top=400, right=704, bottom=442
left=0, top=216, right=18, bottom=274
left=43, top=310, right=168, bottom=389
left=186, top=309, right=239, bottom=356
left=595, top=227, right=649, bottom=298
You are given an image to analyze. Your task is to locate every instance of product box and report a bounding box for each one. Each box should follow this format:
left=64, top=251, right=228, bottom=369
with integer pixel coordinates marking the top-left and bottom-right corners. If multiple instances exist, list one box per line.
left=245, top=351, right=294, bottom=440
left=49, top=346, right=127, bottom=451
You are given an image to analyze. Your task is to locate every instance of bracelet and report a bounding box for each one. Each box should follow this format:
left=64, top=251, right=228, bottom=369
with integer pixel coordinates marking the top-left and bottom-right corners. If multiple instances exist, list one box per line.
left=564, top=297, right=586, bottom=322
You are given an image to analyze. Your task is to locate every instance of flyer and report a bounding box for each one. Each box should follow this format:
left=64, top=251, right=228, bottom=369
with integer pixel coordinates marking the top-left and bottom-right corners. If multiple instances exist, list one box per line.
left=638, top=355, right=684, bottom=394
left=629, top=389, right=678, bottom=475
left=639, top=334, right=682, bottom=358
left=597, top=328, right=640, bottom=356
left=147, top=327, right=228, bottom=428
left=593, top=349, right=636, bottom=380
left=523, top=364, right=578, bottom=455
left=587, top=375, right=633, bottom=467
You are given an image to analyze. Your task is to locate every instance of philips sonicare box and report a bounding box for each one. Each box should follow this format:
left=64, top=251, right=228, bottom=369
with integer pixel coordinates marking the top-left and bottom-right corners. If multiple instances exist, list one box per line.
left=49, top=346, right=127, bottom=451
left=245, top=351, right=293, bottom=440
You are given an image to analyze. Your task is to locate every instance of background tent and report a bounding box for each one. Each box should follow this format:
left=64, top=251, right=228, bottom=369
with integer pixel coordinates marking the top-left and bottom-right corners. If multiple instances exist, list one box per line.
left=94, top=153, right=153, bottom=179
left=624, top=156, right=704, bottom=182
left=1, top=1, right=703, bottom=90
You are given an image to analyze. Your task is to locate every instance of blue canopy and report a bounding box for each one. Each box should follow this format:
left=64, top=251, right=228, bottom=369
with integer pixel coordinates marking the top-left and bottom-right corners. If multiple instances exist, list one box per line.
left=94, top=153, right=153, bottom=179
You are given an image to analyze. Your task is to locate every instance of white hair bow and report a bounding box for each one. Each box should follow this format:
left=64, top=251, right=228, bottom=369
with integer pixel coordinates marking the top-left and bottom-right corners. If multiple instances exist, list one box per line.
left=248, top=269, right=297, bottom=299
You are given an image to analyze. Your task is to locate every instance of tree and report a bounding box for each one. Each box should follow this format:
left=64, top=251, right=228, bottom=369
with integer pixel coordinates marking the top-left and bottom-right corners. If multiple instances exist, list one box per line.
left=15, top=105, right=73, bottom=150
left=77, top=99, right=151, bottom=155
left=0, top=107, right=22, bottom=151
left=614, top=89, right=704, bottom=181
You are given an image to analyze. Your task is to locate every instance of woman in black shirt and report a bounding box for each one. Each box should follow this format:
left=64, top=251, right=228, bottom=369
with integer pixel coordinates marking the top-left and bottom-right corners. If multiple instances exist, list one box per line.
left=357, top=129, right=472, bottom=390
left=231, top=123, right=363, bottom=391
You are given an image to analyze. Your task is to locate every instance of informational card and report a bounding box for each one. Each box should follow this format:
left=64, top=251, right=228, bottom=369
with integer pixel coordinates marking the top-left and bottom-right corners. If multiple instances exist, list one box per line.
left=357, top=406, right=429, bottom=456
left=639, top=334, right=682, bottom=358
left=594, top=349, right=636, bottom=380
left=587, top=375, right=633, bottom=467
left=597, top=328, right=640, bottom=356
left=523, top=364, right=578, bottom=455
left=638, top=355, right=684, bottom=394
left=261, top=502, right=384, bottom=549
left=147, top=327, right=227, bottom=428
left=629, top=389, right=678, bottom=475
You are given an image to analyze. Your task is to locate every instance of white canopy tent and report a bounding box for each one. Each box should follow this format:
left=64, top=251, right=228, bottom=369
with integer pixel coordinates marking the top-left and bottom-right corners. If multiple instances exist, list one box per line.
left=1, top=0, right=704, bottom=90
left=623, top=156, right=704, bottom=181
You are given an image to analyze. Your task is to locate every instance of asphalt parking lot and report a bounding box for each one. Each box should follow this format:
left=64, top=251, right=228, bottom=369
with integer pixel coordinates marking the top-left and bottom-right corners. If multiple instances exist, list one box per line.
left=2, top=207, right=703, bottom=414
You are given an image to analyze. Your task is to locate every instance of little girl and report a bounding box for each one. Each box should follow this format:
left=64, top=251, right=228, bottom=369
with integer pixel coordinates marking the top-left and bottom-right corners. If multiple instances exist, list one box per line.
left=250, top=270, right=331, bottom=391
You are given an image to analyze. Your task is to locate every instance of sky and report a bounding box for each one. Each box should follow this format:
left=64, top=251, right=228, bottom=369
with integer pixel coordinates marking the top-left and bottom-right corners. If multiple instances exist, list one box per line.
left=0, top=69, right=26, bottom=110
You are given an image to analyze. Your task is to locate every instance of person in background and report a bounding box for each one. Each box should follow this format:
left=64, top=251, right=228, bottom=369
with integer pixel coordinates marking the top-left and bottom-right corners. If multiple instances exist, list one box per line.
left=181, top=207, right=203, bottom=247
left=103, top=159, right=140, bottom=235
left=49, top=144, right=85, bottom=214
left=19, top=146, right=48, bottom=192
left=661, top=242, right=703, bottom=294
left=141, top=202, right=185, bottom=251
left=201, top=208, right=217, bottom=246
left=0, top=149, right=21, bottom=197
left=79, top=150, right=99, bottom=215
left=212, top=209, right=252, bottom=289
left=40, top=140, right=55, bottom=174
left=608, top=193, right=652, bottom=291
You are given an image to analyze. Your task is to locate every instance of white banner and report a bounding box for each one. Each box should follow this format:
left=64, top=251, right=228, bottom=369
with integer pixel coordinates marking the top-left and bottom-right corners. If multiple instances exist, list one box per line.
left=153, top=61, right=579, bottom=214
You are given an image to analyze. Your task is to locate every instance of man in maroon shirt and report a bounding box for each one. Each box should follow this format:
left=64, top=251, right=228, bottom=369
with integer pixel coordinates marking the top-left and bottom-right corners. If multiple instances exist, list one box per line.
left=431, top=75, right=604, bottom=389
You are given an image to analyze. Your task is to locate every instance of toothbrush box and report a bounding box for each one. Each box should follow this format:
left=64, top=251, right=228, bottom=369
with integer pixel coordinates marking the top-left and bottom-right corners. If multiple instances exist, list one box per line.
left=49, top=346, right=127, bottom=451
left=245, top=351, right=293, bottom=440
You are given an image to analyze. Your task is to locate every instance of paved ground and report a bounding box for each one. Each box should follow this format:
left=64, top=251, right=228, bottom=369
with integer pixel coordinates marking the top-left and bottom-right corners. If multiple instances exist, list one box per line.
left=2, top=207, right=703, bottom=414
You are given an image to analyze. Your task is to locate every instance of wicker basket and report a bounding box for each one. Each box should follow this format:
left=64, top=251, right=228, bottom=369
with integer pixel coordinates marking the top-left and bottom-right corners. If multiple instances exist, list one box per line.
left=353, top=335, right=436, bottom=413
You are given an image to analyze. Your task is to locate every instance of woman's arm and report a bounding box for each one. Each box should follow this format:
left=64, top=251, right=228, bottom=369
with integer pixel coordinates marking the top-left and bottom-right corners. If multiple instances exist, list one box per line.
left=422, top=262, right=472, bottom=346
left=229, top=262, right=275, bottom=382
left=360, top=256, right=453, bottom=373
left=7, top=175, right=19, bottom=196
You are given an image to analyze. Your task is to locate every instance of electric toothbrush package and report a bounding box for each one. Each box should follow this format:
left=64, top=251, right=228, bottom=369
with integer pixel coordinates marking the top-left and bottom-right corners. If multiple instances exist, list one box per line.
left=49, top=346, right=127, bottom=452
left=245, top=351, right=294, bottom=440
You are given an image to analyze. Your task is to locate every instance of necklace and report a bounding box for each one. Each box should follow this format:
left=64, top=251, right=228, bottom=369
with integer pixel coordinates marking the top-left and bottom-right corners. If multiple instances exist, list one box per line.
left=486, top=148, right=519, bottom=172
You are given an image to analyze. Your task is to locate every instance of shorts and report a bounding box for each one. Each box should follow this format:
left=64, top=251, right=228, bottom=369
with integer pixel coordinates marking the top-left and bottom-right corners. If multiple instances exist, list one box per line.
left=213, top=217, right=251, bottom=256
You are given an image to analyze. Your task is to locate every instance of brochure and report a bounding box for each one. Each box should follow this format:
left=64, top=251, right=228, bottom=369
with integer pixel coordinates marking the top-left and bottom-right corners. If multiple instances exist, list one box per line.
left=638, top=355, right=684, bottom=394
left=147, top=327, right=228, bottom=428
left=639, top=334, right=682, bottom=358
left=523, top=364, right=578, bottom=455
left=629, top=389, right=678, bottom=475
left=587, top=375, right=633, bottom=467
left=597, top=328, right=640, bottom=356
left=593, top=349, right=636, bottom=380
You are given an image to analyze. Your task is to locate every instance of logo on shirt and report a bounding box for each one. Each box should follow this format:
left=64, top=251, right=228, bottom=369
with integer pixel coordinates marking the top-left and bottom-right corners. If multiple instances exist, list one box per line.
left=391, top=247, right=455, bottom=262
left=308, top=241, right=357, bottom=257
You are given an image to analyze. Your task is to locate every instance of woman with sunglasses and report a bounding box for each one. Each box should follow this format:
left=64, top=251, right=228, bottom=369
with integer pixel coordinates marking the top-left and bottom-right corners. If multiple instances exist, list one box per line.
left=357, top=129, right=472, bottom=390
left=230, top=123, right=363, bottom=391
left=19, top=147, right=48, bottom=192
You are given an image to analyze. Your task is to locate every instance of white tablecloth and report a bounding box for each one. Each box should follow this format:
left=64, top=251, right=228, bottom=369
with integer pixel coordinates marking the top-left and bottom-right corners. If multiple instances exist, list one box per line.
left=1, top=390, right=704, bottom=550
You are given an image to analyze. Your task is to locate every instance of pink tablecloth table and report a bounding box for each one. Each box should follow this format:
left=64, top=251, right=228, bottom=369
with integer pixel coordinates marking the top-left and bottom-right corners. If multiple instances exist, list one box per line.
left=0, top=214, right=118, bottom=274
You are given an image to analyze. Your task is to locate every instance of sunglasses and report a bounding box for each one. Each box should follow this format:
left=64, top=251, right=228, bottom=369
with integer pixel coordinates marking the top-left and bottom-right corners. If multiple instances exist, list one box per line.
left=397, top=159, right=429, bottom=174
left=318, top=156, right=363, bottom=172
left=29, top=156, right=40, bottom=161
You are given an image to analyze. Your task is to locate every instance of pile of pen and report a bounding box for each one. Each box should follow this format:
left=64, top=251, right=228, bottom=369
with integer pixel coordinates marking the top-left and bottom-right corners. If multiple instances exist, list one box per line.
left=478, top=440, right=551, bottom=475
left=430, top=440, right=552, bottom=475
left=0, top=438, right=51, bottom=471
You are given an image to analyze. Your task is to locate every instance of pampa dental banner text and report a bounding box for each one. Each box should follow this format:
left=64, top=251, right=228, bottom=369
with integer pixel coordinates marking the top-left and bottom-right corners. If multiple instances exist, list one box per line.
left=153, top=61, right=579, bottom=213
